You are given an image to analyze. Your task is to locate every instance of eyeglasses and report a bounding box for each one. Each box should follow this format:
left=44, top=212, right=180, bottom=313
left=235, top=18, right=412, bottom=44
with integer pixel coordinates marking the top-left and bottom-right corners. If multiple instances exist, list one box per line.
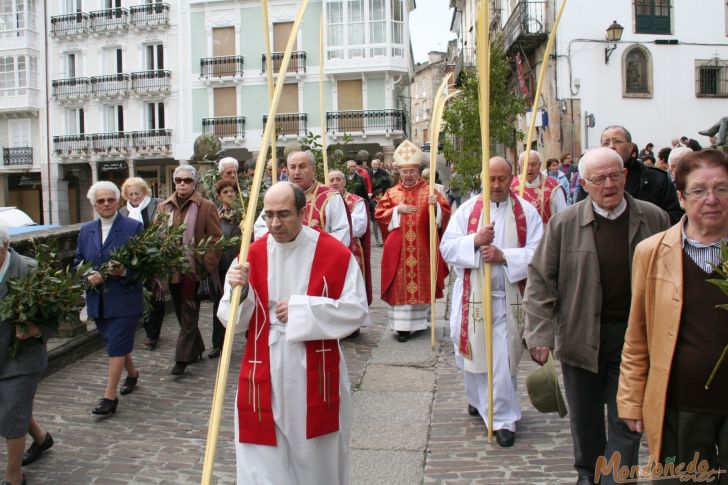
left=682, top=186, right=728, bottom=201
left=584, top=172, right=625, bottom=185
left=261, top=211, right=294, bottom=221
left=174, top=177, right=195, bottom=185
left=601, top=138, right=627, bottom=146
left=95, top=197, right=116, bottom=205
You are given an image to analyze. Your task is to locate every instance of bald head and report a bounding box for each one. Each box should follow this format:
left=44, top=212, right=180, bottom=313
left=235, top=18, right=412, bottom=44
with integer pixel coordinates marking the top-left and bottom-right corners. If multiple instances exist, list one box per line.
left=489, top=156, right=514, bottom=203
left=263, top=182, right=306, bottom=243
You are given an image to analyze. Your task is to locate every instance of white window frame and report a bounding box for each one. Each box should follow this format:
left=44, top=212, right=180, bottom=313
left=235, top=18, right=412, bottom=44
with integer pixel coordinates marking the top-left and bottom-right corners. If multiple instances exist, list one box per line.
left=145, top=101, right=165, bottom=129
left=9, top=119, right=31, bottom=147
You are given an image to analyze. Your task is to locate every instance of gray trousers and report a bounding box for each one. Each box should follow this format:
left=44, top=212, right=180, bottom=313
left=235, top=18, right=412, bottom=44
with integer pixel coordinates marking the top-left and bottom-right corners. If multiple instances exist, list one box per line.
left=561, top=321, right=642, bottom=484
left=660, top=408, right=728, bottom=485
left=702, top=116, right=728, bottom=145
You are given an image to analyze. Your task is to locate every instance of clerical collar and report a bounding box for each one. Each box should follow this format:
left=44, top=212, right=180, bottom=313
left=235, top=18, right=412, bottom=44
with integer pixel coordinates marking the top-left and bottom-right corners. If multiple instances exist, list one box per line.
left=592, top=198, right=627, bottom=220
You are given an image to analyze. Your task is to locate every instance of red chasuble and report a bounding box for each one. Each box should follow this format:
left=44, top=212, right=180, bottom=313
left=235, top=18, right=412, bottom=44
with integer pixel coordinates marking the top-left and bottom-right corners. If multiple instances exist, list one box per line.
left=304, top=181, right=339, bottom=231
left=510, top=175, right=564, bottom=224
left=237, top=231, right=351, bottom=446
left=344, top=192, right=373, bottom=305
left=458, top=192, right=527, bottom=359
left=374, top=179, right=451, bottom=306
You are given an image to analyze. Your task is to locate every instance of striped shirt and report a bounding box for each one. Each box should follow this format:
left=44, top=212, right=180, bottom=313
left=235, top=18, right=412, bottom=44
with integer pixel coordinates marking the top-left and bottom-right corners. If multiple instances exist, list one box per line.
left=681, top=224, right=727, bottom=274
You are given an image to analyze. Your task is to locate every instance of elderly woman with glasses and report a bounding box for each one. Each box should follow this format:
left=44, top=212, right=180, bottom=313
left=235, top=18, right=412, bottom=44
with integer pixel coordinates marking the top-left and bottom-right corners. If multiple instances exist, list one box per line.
left=157, top=165, right=222, bottom=376
left=119, top=177, right=165, bottom=350
left=74, top=181, right=144, bottom=416
left=619, top=149, right=728, bottom=480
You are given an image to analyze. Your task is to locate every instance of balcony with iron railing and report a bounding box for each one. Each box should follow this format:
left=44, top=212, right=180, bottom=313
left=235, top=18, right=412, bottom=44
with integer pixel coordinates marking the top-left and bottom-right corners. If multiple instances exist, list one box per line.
left=90, top=74, right=131, bottom=98
left=50, top=12, right=89, bottom=38
left=202, top=116, right=246, bottom=139
left=131, top=70, right=171, bottom=95
left=261, top=51, right=307, bottom=75
left=90, top=132, right=130, bottom=154
left=200, top=56, right=245, bottom=79
left=501, top=0, right=548, bottom=55
left=53, top=135, right=90, bottom=156
left=129, top=3, right=170, bottom=29
left=51, top=78, right=91, bottom=101
left=89, top=8, right=129, bottom=33
left=2, top=147, right=33, bottom=166
left=326, top=109, right=407, bottom=135
left=132, top=129, right=172, bottom=152
left=53, top=130, right=173, bottom=157
left=263, top=113, right=308, bottom=137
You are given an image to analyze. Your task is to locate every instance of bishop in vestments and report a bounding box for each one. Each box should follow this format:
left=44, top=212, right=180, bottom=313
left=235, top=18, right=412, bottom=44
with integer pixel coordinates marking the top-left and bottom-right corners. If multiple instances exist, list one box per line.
left=254, top=150, right=350, bottom=246
left=374, top=140, right=451, bottom=342
left=440, top=157, right=543, bottom=447
left=218, top=182, right=368, bottom=485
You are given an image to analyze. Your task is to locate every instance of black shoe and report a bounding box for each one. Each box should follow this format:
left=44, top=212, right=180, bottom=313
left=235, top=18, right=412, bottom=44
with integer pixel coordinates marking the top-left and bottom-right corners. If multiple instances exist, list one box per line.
left=467, top=404, right=479, bottom=416
left=576, top=474, right=596, bottom=485
left=171, top=362, right=187, bottom=375
left=144, top=338, right=158, bottom=350
left=346, top=329, right=360, bottom=339
left=396, top=331, right=410, bottom=342
left=22, top=432, right=53, bottom=466
left=119, top=373, right=139, bottom=395
left=208, top=348, right=221, bottom=359
left=92, top=398, right=118, bottom=415
left=494, top=429, right=515, bottom=447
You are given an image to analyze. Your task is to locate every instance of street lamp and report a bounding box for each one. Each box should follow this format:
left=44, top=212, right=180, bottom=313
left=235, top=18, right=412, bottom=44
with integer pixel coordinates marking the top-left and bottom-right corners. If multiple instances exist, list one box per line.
left=604, top=20, right=624, bottom=64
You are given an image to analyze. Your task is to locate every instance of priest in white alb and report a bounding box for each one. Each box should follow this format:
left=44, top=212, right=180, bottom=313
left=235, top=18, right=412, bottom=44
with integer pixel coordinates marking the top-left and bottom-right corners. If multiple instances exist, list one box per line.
left=440, top=156, right=543, bottom=448
left=217, top=182, right=368, bottom=484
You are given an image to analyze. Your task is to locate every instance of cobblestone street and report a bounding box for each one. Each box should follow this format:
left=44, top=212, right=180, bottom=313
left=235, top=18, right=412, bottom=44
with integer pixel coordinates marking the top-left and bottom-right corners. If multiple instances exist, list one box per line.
left=0, top=246, right=644, bottom=484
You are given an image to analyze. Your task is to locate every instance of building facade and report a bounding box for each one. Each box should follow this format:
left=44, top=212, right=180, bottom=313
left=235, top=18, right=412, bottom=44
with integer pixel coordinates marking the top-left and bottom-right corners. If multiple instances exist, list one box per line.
left=184, top=0, right=415, bottom=168
left=0, top=0, right=47, bottom=223
left=410, top=51, right=447, bottom=149
left=47, top=0, right=181, bottom=224
left=450, top=0, right=728, bottom=160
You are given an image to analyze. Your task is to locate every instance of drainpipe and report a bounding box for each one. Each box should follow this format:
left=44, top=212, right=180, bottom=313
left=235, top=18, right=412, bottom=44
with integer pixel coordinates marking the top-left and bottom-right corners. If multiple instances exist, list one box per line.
left=43, top=0, right=53, bottom=224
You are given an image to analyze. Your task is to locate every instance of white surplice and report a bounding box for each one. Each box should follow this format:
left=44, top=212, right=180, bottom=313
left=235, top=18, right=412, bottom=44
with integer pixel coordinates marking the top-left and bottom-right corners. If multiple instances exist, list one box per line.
left=440, top=195, right=543, bottom=431
left=254, top=187, right=351, bottom=246
left=217, top=225, right=368, bottom=485
left=350, top=198, right=368, bottom=238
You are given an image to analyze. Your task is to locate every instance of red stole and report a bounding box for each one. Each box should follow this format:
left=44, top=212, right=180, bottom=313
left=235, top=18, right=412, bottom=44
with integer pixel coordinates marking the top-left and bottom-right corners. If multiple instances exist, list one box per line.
left=510, top=175, right=562, bottom=223
left=344, top=192, right=373, bottom=305
left=237, top=231, right=350, bottom=446
left=458, top=192, right=527, bottom=359
left=304, top=182, right=338, bottom=231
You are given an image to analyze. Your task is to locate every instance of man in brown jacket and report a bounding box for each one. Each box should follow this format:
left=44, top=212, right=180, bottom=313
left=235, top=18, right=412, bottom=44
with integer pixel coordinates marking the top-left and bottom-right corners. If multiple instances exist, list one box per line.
left=158, top=164, right=222, bottom=375
left=524, top=148, right=671, bottom=485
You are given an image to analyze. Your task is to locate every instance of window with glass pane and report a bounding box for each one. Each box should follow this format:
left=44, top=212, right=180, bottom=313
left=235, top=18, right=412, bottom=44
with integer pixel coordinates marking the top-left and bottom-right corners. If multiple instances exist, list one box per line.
left=327, top=0, right=344, bottom=59
left=391, top=0, right=404, bottom=56
left=634, top=0, right=671, bottom=34
left=0, top=0, right=14, bottom=31
left=0, top=56, right=14, bottom=93
left=369, top=0, right=385, bottom=56
left=28, top=56, right=37, bottom=88
left=348, top=0, right=364, bottom=57
left=17, top=55, right=26, bottom=91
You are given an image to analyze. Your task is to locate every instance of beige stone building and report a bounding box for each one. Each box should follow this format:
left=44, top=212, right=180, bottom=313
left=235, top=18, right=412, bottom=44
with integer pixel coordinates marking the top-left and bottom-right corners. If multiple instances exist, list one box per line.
left=410, top=51, right=447, bottom=149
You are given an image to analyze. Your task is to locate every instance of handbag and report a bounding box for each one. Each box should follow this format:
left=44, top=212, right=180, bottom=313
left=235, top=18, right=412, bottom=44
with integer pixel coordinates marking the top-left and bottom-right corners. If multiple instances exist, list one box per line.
left=197, top=273, right=222, bottom=301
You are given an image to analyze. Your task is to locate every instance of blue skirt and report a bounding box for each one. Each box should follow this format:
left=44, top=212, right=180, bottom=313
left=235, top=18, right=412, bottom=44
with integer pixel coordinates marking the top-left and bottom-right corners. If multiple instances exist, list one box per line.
left=96, top=316, right=137, bottom=357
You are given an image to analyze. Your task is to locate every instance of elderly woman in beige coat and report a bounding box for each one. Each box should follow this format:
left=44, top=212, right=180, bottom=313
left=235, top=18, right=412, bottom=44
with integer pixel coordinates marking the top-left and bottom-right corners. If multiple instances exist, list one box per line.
left=618, top=149, right=728, bottom=482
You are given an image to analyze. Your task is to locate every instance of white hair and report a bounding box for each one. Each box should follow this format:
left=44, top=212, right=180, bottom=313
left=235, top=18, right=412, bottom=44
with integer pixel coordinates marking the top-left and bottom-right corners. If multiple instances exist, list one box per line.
left=668, top=146, right=693, bottom=167
left=87, top=181, right=121, bottom=205
left=286, top=150, right=315, bottom=166
left=174, top=164, right=198, bottom=181
left=518, top=150, right=543, bottom=164
left=218, top=157, right=238, bottom=174
left=0, top=224, right=8, bottom=244
left=578, top=147, right=624, bottom=179
left=328, top=169, right=345, bottom=180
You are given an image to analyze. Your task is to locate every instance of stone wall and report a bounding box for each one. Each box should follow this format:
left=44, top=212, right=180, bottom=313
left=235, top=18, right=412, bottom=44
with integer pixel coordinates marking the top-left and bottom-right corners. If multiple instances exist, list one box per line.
left=10, top=224, right=84, bottom=267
